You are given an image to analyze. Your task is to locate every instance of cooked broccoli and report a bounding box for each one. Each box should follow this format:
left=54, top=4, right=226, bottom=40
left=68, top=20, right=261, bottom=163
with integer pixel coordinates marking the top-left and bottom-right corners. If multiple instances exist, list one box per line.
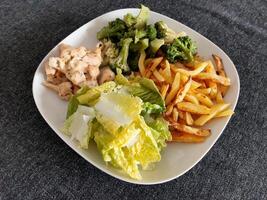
left=110, top=38, right=133, bottom=73
left=155, top=21, right=186, bottom=43
left=124, top=13, right=136, bottom=27
left=150, top=38, right=165, bottom=54
left=123, top=4, right=150, bottom=29
left=146, top=25, right=157, bottom=40
left=97, top=18, right=127, bottom=42
left=128, top=39, right=149, bottom=71
left=101, top=39, right=119, bottom=66
left=165, top=36, right=197, bottom=63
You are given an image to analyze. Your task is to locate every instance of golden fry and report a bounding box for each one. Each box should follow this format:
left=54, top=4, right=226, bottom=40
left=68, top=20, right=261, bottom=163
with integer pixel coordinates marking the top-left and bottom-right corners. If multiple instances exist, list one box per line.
left=178, top=110, right=186, bottom=120
left=174, top=76, right=192, bottom=104
left=138, top=51, right=146, bottom=76
left=190, top=80, right=202, bottom=90
left=172, top=107, right=179, bottom=122
left=184, top=94, right=199, bottom=105
left=171, top=131, right=205, bottom=143
left=160, top=84, right=169, bottom=99
left=194, top=103, right=230, bottom=126
left=195, top=93, right=213, bottom=107
left=216, top=90, right=224, bottom=103
left=194, top=88, right=212, bottom=95
left=174, top=62, right=208, bottom=76
left=185, top=112, right=194, bottom=125
left=194, top=73, right=230, bottom=86
left=215, top=109, right=234, bottom=118
left=153, top=70, right=165, bottom=82
left=150, top=57, right=163, bottom=71
left=165, top=72, right=180, bottom=105
left=177, top=102, right=211, bottom=114
left=165, top=103, right=174, bottom=116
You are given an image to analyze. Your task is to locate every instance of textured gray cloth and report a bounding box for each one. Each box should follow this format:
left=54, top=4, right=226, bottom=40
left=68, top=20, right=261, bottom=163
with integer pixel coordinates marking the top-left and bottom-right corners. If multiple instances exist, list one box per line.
left=0, top=0, right=266, bottom=199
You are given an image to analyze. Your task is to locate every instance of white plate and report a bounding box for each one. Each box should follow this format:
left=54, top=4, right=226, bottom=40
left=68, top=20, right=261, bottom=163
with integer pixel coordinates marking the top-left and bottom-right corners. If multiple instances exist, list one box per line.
left=32, top=8, right=240, bottom=185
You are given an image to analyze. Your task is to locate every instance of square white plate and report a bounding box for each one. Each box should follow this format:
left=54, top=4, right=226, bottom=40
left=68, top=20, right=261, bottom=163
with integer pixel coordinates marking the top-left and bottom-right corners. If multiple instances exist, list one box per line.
left=32, top=8, right=240, bottom=185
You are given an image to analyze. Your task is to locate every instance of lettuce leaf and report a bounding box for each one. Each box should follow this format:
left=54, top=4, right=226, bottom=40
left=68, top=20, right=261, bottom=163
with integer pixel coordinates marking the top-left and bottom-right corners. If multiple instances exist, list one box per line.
left=93, top=116, right=161, bottom=180
left=127, top=77, right=165, bottom=108
left=145, top=116, right=172, bottom=150
left=94, top=92, right=143, bottom=133
left=141, top=102, right=164, bottom=115
left=64, top=105, right=95, bottom=149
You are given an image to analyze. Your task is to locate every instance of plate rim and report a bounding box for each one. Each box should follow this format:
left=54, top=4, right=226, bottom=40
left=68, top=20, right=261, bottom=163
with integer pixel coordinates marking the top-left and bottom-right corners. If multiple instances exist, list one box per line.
left=32, top=8, right=240, bottom=185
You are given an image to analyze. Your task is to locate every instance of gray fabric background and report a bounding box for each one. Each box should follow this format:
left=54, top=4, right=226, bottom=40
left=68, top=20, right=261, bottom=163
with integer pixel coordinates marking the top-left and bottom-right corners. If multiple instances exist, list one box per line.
left=0, top=0, right=266, bottom=199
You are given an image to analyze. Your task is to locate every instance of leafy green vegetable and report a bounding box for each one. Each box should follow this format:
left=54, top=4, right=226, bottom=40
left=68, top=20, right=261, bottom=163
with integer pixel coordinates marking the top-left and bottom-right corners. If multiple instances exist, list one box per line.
left=165, top=36, right=197, bottom=63
left=145, top=117, right=172, bottom=150
left=155, top=21, right=186, bottom=43
left=76, top=82, right=116, bottom=106
left=63, top=106, right=95, bottom=149
left=142, top=102, right=164, bottom=115
left=94, top=116, right=161, bottom=179
left=66, top=86, right=90, bottom=119
left=110, top=38, right=133, bottom=73
left=124, top=13, right=136, bottom=27
left=134, top=29, right=147, bottom=43
left=127, top=77, right=165, bottom=108
left=97, top=18, right=127, bottom=42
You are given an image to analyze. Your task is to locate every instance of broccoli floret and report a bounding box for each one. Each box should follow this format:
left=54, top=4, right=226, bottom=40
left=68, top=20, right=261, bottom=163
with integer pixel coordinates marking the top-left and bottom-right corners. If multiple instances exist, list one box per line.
left=124, top=13, right=136, bottom=27
left=146, top=25, right=157, bottom=40
left=101, top=39, right=119, bottom=66
left=134, top=29, right=147, bottom=43
left=155, top=21, right=186, bottom=43
left=123, top=4, right=150, bottom=29
left=97, top=18, right=127, bottom=42
left=165, top=36, right=197, bottom=63
left=128, top=39, right=149, bottom=71
left=110, top=38, right=133, bottom=73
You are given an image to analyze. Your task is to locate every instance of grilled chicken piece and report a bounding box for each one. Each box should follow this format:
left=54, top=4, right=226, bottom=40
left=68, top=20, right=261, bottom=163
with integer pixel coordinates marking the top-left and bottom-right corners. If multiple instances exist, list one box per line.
left=43, top=81, right=72, bottom=100
left=98, top=67, right=115, bottom=84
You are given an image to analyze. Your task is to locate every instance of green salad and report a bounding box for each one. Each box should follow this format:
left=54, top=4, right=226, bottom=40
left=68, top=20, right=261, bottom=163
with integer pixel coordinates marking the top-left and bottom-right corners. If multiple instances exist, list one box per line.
left=63, top=71, right=171, bottom=179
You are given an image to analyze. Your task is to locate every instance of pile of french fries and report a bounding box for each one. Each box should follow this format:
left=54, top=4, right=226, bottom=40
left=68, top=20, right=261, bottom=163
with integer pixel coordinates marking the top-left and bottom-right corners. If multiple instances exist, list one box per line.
left=138, top=52, right=234, bottom=143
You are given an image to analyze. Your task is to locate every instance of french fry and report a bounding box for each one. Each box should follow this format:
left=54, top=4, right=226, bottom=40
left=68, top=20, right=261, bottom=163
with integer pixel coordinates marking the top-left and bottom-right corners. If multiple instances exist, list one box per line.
left=150, top=57, right=163, bottom=71
left=177, top=102, right=211, bottom=114
left=161, top=60, right=173, bottom=83
left=174, top=62, right=208, bottom=76
left=174, top=76, right=192, bottom=104
left=194, top=88, right=212, bottom=95
left=190, top=80, right=202, bottom=90
left=212, top=54, right=226, bottom=76
left=194, top=73, right=230, bottom=86
left=138, top=51, right=146, bottom=76
left=215, top=109, right=234, bottom=118
left=185, top=112, right=194, bottom=125
left=194, top=103, right=230, bottom=126
left=165, top=72, right=180, bottom=105
left=160, top=84, right=169, bottom=99
left=216, top=90, right=224, bottom=103
left=180, top=74, right=188, bottom=84
left=153, top=70, right=165, bottom=82
left=145, top=70, right=152, bottom=78
left=178, top=110, right=186, bottom=120
left=184, top=94, right=199, bottom=105
left=218, top=84, right=228, bottom=97
left=171, top=131, right=205, bottom=143
left=170, top=122, right=210, bottom=136
left=144, top=58, right=153, bottom=67
left=172, top=107, right=179, bottom=122
left=195, top=93, right=213, bottom=107
left=165, top=103, right=174, bottom=116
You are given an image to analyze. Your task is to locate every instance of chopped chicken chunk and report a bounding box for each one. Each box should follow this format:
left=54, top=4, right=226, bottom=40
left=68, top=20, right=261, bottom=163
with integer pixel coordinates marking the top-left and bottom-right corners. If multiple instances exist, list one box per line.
left=98, top=67, right=115, bottom=84
left=43, top=81, right=72, bottom=100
